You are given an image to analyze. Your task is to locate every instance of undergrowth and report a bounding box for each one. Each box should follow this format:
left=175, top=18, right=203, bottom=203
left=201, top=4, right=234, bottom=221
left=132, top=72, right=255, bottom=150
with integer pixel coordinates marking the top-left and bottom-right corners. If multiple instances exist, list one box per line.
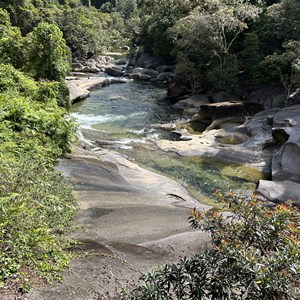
left=0, top=64, right=77, bottom=292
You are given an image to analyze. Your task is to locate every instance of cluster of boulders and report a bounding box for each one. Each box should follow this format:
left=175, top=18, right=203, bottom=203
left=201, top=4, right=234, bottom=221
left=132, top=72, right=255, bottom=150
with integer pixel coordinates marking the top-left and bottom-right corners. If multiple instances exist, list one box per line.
left=169, top=90, right=300, bottom=206
left=71, top=52, right=174, bottom=83
left=72, top=54, right=120, bottom=74
left=238, top=105, right=300, bottom=206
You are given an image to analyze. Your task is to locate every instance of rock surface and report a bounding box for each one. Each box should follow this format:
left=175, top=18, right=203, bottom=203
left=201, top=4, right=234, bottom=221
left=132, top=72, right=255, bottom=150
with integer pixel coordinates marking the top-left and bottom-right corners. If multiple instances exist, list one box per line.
left=23, top=146, right=210, bottom=300
left=159, top=102, right=300, bottom=205
left=256, top=180, right=300, bottom=206
left=66, top=77, right=128, bottom=103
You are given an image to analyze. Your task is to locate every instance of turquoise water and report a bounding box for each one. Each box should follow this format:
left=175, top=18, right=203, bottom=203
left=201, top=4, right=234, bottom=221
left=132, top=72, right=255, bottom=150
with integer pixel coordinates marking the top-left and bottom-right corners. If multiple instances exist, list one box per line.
left=71, top=80, right=263, bottom=204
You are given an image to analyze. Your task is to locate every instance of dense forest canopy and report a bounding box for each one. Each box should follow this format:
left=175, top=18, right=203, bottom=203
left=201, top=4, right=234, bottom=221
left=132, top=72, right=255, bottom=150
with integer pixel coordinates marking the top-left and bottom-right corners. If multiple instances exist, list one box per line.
left=0, top=0, right=298, bottom=93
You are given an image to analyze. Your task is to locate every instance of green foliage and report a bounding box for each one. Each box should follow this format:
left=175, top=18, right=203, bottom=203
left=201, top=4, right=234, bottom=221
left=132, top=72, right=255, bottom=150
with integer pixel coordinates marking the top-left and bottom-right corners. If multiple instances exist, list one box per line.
left=175, top=52, right=202, bottom=95
left=207, top=55, right=239, bottom=92
left=0, top=159, right=77, bottom=283
left=239, top=33, right=264, bottom=86
left=138, top=0, right=194, bottom=56
left=123, top=192, right=300, bottom=299
left=0, top=64, right=77, bottom=289
left=59, top=6, right=111, bottom=56
left=25, top=22, right=70, bottom=81
left=0, top=9, right=25, bottom=69
left=264, top=40, right=300, bottom=105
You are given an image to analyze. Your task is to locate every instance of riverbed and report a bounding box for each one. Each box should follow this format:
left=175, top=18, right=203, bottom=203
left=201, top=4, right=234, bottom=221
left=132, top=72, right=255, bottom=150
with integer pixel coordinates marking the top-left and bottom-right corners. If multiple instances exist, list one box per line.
left=70, top=80, right=264, bottom=205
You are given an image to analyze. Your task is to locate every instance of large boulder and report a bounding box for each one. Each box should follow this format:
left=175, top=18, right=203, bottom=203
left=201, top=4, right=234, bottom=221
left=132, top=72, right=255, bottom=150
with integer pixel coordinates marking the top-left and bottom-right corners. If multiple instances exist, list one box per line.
left=251, top=105, right=300, bottom=201
left=105, top=66, right=125, bottom=77
left=256, top=180, right=300, bottom=206
left=154, top=72, right=173, bottom=82
left=72, top=62, right=84, bottom=72
left=236, top=109, right=279, bottom=151
left=167, top=84, right=188, bottom=102
left=114, top=58, right=127, bottom=65
left=246, top=83, right=286, bottom=109
left=135, top=52, right=167, bottom=69
left=155, top=65, right=174, bottom=73
left=131, top=67, right=159, bottom=78
left=272, top=140, right=300, bottom=182
left=270, top=105, right=300, bottom=182
left=174, top=95, right=210, bottom=115
left=206, top=91, right=232, bottom=103
left=190, top=101, right=264, bottom=131
left=88, top=54, right=108, bottom=65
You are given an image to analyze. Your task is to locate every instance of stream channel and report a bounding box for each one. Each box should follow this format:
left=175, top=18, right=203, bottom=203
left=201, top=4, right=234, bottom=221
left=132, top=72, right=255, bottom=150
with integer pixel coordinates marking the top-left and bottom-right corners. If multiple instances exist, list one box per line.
left=71, top=79, right=263, bottom=205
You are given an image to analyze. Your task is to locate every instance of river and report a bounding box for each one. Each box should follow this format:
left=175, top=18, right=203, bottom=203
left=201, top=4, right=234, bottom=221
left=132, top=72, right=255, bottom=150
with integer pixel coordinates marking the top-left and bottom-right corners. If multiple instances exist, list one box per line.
left=70, top=80, right=263, bottom=205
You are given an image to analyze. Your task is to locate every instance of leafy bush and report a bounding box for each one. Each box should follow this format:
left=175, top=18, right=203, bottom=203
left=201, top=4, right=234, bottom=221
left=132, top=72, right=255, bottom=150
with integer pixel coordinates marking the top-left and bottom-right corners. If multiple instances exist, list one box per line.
left=123, top=192, right=300, bottom=300
left=0, top=65, right=76, bottom=155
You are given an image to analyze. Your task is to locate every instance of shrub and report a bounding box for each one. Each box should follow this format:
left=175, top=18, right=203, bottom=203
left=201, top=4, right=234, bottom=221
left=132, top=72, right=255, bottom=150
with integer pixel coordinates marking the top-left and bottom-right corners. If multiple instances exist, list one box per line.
left=123, top=192, right=300, bottom=300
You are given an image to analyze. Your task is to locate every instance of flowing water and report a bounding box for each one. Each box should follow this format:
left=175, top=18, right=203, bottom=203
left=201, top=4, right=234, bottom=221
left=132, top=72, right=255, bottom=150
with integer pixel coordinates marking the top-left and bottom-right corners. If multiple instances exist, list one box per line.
left=71, top=80, right=264, bottom=205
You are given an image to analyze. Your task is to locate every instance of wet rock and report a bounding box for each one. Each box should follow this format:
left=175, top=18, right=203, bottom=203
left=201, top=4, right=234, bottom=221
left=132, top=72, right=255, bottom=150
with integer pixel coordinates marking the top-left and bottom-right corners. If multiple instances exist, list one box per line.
left=128, top=73, right=140, bottom=80
left=138, top=74, right=152, bottom=80
left=66, top=77, right=128, bottom=103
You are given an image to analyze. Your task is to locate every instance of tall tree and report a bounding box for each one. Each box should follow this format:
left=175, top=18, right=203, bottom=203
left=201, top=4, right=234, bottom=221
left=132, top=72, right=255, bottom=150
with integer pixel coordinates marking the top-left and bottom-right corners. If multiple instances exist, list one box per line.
left=172, top=0, right=261, bottom=69
left=25, top=22, right=70, bottom=81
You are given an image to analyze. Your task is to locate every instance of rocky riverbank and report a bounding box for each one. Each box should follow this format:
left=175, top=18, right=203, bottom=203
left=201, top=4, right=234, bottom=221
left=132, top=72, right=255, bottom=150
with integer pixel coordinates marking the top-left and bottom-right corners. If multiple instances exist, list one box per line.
left=156, top=99, right=300, bottom=206
left=66, top=76, right=129, bottom=103
left=23, top=146, right=210, bottom=300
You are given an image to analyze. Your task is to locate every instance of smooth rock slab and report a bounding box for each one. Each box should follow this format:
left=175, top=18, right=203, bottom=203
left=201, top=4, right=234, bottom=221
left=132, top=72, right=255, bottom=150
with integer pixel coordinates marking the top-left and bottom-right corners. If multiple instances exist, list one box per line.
left=23, top=147, right=210, bottom=300
left=256, top=180, right=300, bottom=206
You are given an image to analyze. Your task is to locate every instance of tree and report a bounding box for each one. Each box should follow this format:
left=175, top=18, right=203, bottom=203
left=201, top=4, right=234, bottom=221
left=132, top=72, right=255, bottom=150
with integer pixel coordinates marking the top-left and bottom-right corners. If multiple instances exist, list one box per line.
left=172, top=0, right=261, bottom=69
left=59, top=6, right=111, bottom=56
left=137, top=0, right=194, bottom=56
left=25, top=22, right=70, bottom=81
left=0, top=9, right=25, bottom=69
left=239, top=32, right=264, bottom=87
left=264, top=40, right=300, bottom=106
left=169, top=0, right=261, bottom=91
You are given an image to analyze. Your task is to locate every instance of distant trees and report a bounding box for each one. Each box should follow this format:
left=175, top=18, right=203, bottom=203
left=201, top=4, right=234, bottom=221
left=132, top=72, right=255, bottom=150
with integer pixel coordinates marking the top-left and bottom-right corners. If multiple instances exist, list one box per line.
left=0, top=0, right=298, bottom=96
left=129, top=0, right=299, bottom=96
left=58, top=6, right=111, bottom=56
left=137, top=0, right=194, bottom=56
